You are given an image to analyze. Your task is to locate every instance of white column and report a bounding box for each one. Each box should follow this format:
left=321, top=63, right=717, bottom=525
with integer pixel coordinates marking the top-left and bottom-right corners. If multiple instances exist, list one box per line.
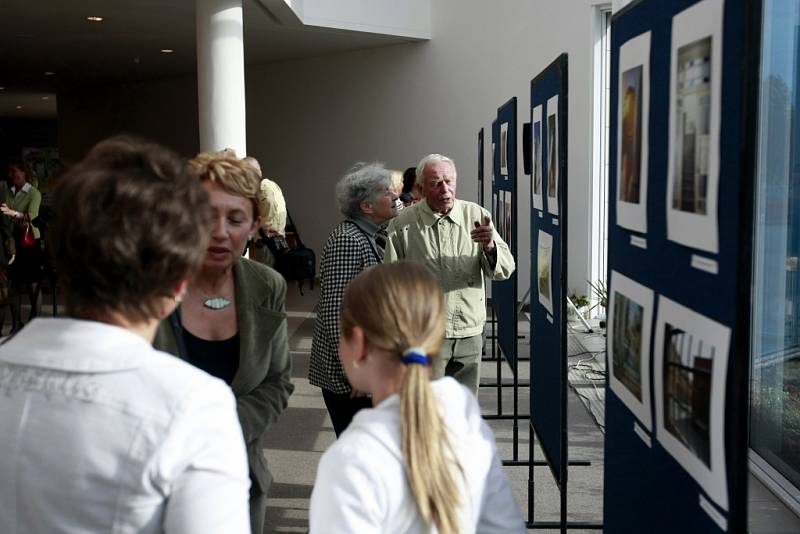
left=196, top=0, right=247, bottom=156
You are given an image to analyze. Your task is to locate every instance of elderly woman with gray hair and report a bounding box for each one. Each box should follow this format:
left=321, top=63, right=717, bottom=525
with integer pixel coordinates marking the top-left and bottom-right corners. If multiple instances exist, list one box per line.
left=309, top=162, right=400, bottom=436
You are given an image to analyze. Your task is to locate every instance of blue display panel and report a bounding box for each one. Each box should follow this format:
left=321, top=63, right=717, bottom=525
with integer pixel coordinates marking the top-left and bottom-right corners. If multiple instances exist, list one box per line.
left=529, top=54, right=568, bottom=487
left=492, top=98, right=519, bottom=371
left=604, top=0, right=755, bottom=531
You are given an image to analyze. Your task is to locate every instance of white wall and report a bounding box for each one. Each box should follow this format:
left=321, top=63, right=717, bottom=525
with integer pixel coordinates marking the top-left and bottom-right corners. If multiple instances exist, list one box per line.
left=57, top=0, right=610, bottom=297
left=246, top=0, right=609, bottom=296
left=271, top=0, right=432, bottom=39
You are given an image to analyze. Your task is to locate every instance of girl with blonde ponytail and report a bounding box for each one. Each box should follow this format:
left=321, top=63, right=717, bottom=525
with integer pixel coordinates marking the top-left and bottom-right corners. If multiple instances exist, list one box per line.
left=310, top=261, right=525, bottom=533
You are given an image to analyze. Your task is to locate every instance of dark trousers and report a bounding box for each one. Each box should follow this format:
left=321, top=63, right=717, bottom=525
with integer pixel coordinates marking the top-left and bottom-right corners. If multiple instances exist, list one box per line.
left=321, top=388, right=373, bottom=437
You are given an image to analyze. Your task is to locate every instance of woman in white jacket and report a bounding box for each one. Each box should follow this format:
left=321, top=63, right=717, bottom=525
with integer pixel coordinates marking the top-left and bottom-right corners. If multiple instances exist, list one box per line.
left=309, top=261, right=525, bottom=533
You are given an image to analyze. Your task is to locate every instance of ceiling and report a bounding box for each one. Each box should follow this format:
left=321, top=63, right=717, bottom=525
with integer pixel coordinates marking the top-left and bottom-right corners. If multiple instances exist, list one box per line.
left=0, top=0, right=416, bottom=118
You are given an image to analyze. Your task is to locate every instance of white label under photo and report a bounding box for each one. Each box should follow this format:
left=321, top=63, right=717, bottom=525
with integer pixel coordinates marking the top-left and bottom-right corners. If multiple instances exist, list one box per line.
left=691, top=254, right=719, bottom=274
left=630, top=235, right=648, bottom=249
left=633, top=422, right=653, bottom=448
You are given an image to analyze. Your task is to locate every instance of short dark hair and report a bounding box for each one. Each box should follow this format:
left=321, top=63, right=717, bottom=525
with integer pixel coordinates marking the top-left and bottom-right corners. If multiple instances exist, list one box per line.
left=51, top=135, right=213, bottom=322
left=402, top=167, right=416, bottom=194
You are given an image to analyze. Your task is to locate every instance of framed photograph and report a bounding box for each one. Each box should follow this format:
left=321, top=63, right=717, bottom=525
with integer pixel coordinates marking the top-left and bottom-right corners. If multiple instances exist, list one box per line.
left=546, top=95, right=559, bottom=216
left=537, top=230, right=553, bottom=315
left=500, top=122, right=509, bottom=176
left=607, top=271, right=654, bottom=430
left=616, top=31, right=651, bottom=234
left=504, top=193, right=512, bottom=247
left=666, top=0, right=722, bottom=254
left=532, top=105, right=544, bottom=212
left=493, top=190, right=498, bottom=234
left=653, top=296, right=730, bottom=511
left=491, top=142, right=496, bottom=184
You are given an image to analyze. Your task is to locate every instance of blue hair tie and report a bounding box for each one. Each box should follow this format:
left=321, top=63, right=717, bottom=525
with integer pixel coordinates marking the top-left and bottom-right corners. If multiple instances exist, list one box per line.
left=401, top=347, right=429, bottom=367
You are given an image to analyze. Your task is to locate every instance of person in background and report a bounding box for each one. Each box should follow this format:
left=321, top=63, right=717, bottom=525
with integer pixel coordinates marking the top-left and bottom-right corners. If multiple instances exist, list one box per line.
left=309, top=162, right=399, bottom=437
left=0, top=135, right=250, bottom=533
left=309, top=262, right=525, bottom=533
left=154, top=151, right=294, bottom=534
left=385, top=154, right=515, bottom=394
left=1, top=159, right=43, bottom=332
left=242, top=156, right=288, bottom=268
left=389, top=169, right=405, bottom=212
left=400, top=166, right=420, bottom=207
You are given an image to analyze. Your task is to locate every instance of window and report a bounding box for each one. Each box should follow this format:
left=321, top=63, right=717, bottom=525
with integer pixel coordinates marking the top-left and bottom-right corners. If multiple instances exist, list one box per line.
left=591, top=6, right=612, bottom=308
left=749, top=0, right=800, bottom=516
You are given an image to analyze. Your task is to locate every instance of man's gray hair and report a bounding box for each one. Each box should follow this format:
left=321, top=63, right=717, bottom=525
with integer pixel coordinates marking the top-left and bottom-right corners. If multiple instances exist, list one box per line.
left=336, top=162, right=392, bottom=218
left=415, top=154, right=457, bottom=185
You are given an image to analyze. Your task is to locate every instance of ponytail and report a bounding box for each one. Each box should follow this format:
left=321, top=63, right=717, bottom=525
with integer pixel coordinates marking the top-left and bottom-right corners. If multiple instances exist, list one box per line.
left=400, top=349, right=463, bottom=534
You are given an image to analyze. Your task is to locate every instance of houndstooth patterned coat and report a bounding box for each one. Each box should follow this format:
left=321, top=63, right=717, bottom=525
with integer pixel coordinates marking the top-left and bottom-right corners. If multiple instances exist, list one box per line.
left=309, top=220, right=381, bottom=394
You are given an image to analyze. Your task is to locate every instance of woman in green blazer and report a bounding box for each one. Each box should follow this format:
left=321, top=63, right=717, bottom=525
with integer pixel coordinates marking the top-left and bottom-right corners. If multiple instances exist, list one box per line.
left=0, top=160, right=43, bottom=331
left=154, top=152, right=294, bottom=534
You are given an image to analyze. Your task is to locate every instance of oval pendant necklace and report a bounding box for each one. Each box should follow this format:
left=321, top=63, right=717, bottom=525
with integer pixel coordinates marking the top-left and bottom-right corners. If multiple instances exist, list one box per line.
left=203, top=297, right=231, bottom=310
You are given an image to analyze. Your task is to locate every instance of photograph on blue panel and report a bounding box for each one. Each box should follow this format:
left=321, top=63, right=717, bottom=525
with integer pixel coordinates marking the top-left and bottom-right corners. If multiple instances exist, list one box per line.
left=500, top=122, right=509, bottom=176
left=546, top=94, right=559, bottom=216
left=616, top=31, right=651, bottom=234
left=667, top=0, right=722, bottom=253
left=491, top=142, right=496, bottom=184
left=654, top=296, right=731, bottom=511
left=620, top=66, right=643, bottom=204
left=504, top=194, right=512, bottom=248
left=537, top=229, right=553, bottom=315
left=608, top=271, right=654, bottom=431
left=532, top=105, right=544, bottom=212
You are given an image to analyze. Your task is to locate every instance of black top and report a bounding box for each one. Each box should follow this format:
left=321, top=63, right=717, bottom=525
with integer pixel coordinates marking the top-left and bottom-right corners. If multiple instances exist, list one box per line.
left=181, top=328, right=240, bottom=385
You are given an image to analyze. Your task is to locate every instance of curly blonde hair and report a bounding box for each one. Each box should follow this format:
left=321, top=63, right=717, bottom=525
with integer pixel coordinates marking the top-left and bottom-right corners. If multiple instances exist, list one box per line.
left=188, top=152, right=263, bottom=219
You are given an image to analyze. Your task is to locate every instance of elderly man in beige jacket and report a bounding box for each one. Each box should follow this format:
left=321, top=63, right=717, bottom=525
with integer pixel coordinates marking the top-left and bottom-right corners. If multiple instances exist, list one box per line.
left=385, top=153, right=515, bottom=393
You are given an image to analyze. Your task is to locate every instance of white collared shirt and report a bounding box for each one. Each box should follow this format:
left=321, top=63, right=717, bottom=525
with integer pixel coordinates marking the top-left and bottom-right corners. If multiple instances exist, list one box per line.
left=11, top=181, right=32, bottom=197
left=0, top=318, right=251, bottom=534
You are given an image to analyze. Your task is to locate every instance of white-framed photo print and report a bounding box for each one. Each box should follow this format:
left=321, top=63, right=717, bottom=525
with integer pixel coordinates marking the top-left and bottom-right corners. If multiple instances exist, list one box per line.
left=546, top=95, right=559, bottom=216
left=653, top=296, right=730, bottom=511
left=500, top=122, right=509, bottom=176
left=608, top=271, right=655, bottom=431
left=666, top=0, right=723, bottom=254
left=537, top=230, right=553, bottom=315
left=617, top=31, right=651, bottom=234
left=532, top=104, right=544, bottom=212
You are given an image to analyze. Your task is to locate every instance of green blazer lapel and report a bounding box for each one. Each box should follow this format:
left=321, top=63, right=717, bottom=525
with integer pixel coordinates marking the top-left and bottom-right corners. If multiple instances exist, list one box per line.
left=230, top=260, right=285, bottom=396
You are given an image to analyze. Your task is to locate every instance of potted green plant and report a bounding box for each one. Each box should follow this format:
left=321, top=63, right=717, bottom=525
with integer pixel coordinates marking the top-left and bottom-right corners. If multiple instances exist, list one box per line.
left=568, top=293, right=590, bottom=319
left=587, top=279, right=608, bottom=319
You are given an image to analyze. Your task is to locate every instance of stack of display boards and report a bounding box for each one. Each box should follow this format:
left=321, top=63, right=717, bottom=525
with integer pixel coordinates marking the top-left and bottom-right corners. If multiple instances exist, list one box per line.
left=604, top=0, right=757, bottom=532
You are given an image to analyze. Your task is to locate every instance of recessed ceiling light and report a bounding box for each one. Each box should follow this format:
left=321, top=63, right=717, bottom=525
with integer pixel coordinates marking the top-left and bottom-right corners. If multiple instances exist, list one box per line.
left=160, top=49, right=174, bottom=53
left=15, top=105, right=22, bottom=110
left=41, top=96, right=50, bottom=100
left=44, top=71, right=55, bottom=76
left=87, top=16, right=103, bottom=22
left=0, top=87, right=5, bottom=91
